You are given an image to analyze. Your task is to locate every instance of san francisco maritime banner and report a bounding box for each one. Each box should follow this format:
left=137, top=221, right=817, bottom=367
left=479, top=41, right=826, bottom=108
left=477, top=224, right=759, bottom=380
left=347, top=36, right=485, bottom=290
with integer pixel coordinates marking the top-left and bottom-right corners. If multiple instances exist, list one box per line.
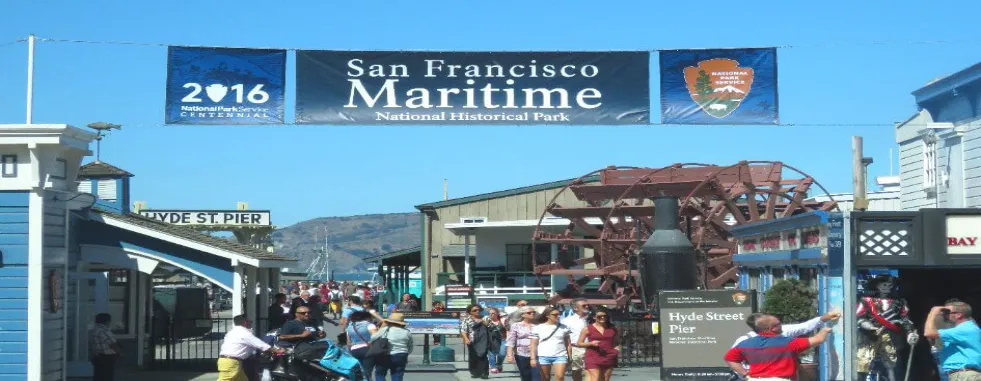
left=659, top=48, right=779, bottom=125
left=294, top=51, right=650, bottom=125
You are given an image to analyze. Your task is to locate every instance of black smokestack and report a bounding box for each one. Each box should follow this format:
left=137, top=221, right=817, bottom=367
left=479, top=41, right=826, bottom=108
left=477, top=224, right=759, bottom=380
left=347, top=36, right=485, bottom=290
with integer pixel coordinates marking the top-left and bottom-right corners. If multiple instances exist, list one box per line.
left=641, top=196, right=698, bottom=309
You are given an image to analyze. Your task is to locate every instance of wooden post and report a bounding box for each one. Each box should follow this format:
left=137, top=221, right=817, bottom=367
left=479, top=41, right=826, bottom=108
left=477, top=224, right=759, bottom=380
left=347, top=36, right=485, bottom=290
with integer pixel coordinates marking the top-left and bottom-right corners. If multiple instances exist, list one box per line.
left=852, top=136, right=869, bottom=211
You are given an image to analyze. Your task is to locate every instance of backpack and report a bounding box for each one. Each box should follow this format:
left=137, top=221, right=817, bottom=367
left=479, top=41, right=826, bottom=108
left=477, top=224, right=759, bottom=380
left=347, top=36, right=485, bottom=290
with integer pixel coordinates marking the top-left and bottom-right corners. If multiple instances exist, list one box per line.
left=293, top=340, right=330, bottom=361
left=329, top=290, right=342, bottom=302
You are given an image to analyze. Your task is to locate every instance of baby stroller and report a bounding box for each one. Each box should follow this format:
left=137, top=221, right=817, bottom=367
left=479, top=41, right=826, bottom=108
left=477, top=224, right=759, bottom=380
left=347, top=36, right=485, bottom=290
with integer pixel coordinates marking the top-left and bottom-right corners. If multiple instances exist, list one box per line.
left=260, top=329, right=363, bottom=381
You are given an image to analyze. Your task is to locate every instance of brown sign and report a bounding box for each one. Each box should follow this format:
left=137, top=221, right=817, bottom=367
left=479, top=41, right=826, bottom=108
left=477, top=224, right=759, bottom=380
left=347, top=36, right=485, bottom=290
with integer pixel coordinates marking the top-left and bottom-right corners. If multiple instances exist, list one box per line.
left=683, top=58, right=755, bottom=119
left=659, top=289, right=756, bottom=381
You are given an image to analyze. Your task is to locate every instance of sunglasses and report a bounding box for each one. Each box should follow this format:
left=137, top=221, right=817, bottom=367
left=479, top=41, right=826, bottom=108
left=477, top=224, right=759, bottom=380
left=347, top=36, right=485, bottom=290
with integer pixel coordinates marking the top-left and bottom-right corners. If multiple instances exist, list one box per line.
left=549, top=313, right=560, bottom=316
left=471, top=309, right=482, bottom=313
left=297, top=311, right=310, bottom=315
left=595, top=315, right=608, bottom=319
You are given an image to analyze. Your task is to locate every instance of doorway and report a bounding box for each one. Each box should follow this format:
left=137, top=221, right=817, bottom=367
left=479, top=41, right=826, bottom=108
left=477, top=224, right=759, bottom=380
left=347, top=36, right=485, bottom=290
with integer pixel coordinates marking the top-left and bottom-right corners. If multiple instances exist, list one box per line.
left=66, top=271, right=110, bottom=377
left=894, top=268, right=981, bottom=380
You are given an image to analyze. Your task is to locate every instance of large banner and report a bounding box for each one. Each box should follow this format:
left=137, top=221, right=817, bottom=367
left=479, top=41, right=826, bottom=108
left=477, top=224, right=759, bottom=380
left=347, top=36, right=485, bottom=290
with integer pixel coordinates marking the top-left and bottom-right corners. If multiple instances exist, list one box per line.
left=165, top=47, right=286, bottom=125
left=659, top=48, right=779, bottom=125
left=659, top=289, right=757, bottom=381
left=294, top=51, right=650, bottom=125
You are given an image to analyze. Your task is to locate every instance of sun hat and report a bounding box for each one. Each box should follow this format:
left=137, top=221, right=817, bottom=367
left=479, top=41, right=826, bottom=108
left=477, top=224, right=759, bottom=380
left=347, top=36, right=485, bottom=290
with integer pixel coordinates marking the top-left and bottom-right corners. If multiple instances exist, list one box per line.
left=385, top=312, right=408, bottom=326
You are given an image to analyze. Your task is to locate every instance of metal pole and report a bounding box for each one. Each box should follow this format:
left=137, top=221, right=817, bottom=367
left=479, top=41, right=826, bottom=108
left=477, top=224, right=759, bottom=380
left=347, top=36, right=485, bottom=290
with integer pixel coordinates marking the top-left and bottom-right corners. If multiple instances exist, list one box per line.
left=25, top=34, right=35, bottom=124
left=323, top=226, right=330, bottom=282
left=842, top=214, right=856, bottom=379
left=852, top=137, right=868, bottom=211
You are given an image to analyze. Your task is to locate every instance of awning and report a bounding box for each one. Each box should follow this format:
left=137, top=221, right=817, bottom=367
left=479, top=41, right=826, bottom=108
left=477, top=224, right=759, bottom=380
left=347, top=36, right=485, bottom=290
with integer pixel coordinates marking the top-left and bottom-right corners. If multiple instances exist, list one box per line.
left=363, top=246, right=421, bottom=267
left=78, top=209, right=296, bottom=291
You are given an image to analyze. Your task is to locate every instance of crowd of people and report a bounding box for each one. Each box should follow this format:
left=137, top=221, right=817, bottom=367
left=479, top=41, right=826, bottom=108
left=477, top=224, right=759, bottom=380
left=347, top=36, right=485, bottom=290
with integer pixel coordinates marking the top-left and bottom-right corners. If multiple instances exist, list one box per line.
left=461, top=298, right=622, bottom=381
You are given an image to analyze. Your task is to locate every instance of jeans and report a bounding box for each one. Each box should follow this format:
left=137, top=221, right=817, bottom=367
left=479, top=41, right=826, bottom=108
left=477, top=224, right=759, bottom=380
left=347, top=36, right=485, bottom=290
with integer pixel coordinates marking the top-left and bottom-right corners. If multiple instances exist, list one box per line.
left=374, top=353, right=409, bottom=381
left=468, top=344, right=490, bottom=377
left=487, top=342, right=507, bottom=370
left=350, top=346, right=375, bottom=379
left=91, top=354, right=117, bottom=381
left=515, top=355, right=540, bottom=381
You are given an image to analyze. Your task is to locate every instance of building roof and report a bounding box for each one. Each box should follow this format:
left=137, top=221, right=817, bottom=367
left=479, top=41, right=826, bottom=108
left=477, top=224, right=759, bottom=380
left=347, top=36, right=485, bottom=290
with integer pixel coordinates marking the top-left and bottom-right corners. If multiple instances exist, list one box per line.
left=911, top=62, right=981, bottom=104
left=363, top=246, right=421, bottom=266
left=90, top=209, right=296, bottom=265
left=79, top=161, right=134, bottom=178
left=415, top=175, right=600, bottom=210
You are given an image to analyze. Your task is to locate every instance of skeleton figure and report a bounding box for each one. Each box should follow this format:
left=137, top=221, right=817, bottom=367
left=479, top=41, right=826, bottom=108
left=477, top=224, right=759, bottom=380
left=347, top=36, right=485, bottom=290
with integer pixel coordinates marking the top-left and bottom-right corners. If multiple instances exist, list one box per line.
left=855, top=275, right=918, bottom=381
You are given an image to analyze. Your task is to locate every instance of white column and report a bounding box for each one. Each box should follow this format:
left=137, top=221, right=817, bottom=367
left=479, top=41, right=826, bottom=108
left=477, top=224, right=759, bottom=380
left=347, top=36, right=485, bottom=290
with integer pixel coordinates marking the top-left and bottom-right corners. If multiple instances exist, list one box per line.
left=464, top=234, right=471, bottom=285
left=245, top=266, right=258, bottom=324
left=27, top=186, right=44, bottom=381
left=258, top=269, right=271, bottom=331
left=232, top=261, right=244, bottom=316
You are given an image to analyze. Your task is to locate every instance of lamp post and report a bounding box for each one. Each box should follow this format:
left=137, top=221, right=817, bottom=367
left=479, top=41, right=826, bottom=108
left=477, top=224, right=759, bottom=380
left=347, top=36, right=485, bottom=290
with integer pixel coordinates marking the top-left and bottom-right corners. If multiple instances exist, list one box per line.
left=640, top=196, right=698, bottom=312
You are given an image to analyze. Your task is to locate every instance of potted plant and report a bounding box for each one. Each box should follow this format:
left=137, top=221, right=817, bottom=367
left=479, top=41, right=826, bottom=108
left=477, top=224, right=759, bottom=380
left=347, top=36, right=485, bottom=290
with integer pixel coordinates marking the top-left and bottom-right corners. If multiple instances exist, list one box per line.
left=761, top=278, right=819, bottom=381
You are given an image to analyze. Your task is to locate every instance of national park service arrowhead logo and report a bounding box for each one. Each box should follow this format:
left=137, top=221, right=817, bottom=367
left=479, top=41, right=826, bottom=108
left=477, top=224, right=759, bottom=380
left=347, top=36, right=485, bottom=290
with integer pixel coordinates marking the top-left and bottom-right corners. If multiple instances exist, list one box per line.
left=731, top=291, right=748, bottom=306
left=683, top=58, right=754, bottom=118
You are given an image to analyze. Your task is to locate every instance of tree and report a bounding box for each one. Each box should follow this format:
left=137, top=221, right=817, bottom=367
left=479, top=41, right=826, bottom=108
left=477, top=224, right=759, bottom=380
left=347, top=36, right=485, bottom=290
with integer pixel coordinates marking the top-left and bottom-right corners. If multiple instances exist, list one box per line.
left=760, top=278, right=817, bottom=324
left=695, top=70, right=713, bottom=96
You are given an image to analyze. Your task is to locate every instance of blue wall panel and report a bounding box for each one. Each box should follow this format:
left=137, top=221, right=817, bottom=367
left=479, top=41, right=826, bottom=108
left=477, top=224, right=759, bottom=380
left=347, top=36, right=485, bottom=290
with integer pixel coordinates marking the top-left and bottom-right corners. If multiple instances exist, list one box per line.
left=0, top=192, right=29, bottom=377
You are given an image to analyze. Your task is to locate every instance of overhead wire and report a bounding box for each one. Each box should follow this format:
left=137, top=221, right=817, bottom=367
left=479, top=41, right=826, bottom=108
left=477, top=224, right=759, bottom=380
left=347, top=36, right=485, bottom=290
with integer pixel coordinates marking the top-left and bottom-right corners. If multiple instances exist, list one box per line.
left=33, top=35, right=981, bottom=52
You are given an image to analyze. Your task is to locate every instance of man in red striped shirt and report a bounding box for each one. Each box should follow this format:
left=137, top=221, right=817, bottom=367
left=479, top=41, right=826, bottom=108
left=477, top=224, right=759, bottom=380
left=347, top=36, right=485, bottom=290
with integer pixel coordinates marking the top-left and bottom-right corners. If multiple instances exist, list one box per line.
left=723, top=314, right=831, bottom=380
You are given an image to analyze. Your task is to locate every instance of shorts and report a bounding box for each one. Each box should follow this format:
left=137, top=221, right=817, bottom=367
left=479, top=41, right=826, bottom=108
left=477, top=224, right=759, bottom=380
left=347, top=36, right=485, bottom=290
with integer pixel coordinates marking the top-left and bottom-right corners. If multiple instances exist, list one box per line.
left=569, top=348, right=586, bottom=371
left=538, top=356, right=567, bottom=365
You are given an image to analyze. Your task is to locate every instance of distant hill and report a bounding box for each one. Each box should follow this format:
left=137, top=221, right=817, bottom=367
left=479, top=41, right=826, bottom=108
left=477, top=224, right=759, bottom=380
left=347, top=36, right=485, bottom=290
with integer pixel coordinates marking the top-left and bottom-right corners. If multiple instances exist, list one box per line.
left=270, top=212, right=421, bottom=275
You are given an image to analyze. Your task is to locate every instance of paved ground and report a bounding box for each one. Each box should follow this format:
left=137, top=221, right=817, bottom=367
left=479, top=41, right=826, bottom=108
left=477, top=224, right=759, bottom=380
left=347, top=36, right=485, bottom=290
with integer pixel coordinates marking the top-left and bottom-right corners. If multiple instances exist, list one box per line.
left=82, top=361, right=661, bottom=381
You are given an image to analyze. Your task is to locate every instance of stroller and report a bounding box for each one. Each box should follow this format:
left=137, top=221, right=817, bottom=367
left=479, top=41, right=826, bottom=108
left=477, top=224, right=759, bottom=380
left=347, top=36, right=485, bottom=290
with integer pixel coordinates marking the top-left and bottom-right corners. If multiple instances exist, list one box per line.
left=260, top=329, right=364, bottom=381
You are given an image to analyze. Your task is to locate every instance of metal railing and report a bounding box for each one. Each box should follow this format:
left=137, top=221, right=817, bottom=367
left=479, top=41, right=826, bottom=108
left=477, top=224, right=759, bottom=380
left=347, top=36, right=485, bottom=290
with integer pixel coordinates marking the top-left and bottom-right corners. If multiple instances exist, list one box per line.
left=436, top=271, right=550, bottom=291
left=149, top=317, right=276, bottom=371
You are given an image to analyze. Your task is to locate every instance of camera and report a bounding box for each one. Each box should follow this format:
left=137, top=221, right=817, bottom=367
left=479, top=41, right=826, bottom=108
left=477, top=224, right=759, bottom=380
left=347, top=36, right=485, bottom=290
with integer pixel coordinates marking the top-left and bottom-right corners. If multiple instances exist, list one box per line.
left=941, top=308, right=952, bottom=317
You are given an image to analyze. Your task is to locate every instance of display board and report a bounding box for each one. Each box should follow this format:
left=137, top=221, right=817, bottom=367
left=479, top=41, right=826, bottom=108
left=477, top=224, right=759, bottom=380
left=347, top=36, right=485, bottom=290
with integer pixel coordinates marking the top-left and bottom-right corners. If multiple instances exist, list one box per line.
left=402, top=311, right=462, bottom=335
left=442, top=285, right=473, bottom=312
left=658, top=289, right=757, bottom=381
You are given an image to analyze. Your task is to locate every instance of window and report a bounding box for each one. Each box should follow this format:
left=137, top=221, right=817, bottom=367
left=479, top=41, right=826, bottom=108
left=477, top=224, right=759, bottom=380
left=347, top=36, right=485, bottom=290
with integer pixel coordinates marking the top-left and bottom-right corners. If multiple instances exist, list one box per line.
left=799, top=267, right=818, bottom=291
left=460, top=217, right=487, bottom=224
left=78, top=180, right=92, bottom=194
left=923, top=139, right=937, bottom=188
left=97, top=180, right=117, bottom=201
left=505, top=244, right=551, bottom=272
left=771, top=267, right=785, bottom=281
left=747, top=268, right=761, bottom=291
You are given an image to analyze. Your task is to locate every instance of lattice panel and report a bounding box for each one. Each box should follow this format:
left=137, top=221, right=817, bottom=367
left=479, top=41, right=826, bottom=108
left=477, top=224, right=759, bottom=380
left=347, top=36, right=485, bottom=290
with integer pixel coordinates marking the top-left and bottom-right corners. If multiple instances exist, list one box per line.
left=853, top=217, right=921, bottom=267
left=859, top=226, right=910, bottom=257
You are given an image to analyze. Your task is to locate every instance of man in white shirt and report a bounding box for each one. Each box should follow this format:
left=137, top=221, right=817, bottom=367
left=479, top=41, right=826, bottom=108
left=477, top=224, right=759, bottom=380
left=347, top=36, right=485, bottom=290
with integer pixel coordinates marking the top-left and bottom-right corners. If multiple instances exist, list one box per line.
left=728, top=310, right=841, bottom=380
left=560, top=298, right=591, bottom=381
left=218, top=314, right=283, bottom=381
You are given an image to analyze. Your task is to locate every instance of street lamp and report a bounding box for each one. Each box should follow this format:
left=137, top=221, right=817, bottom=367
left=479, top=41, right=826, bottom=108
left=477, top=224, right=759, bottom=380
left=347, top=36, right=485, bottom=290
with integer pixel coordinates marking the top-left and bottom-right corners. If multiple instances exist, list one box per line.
left=640, top=196, right=698, bottom=311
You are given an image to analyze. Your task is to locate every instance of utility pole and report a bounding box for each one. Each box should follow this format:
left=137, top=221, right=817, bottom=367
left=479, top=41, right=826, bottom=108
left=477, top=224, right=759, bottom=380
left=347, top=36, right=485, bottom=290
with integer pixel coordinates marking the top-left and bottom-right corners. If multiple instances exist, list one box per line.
left=852, top=136, right=873, bottom=211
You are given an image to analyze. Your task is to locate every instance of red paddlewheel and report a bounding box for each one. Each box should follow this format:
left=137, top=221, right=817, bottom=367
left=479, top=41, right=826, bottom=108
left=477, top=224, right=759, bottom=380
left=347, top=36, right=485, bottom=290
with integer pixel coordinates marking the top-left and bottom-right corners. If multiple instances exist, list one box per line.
left=531, top=162, right=838, bottom=309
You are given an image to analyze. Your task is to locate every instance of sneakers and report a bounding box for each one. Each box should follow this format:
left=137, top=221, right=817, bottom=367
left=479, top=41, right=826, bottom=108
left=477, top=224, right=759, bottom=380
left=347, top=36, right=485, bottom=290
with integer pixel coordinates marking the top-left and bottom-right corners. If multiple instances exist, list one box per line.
left=490, top=369, right=499, bottom=374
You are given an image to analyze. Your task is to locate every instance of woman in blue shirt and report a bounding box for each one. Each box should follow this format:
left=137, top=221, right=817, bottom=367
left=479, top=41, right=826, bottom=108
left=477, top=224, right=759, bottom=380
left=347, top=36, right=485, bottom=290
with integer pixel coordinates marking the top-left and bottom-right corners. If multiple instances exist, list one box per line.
left=346, top=310, right=379, bottom=377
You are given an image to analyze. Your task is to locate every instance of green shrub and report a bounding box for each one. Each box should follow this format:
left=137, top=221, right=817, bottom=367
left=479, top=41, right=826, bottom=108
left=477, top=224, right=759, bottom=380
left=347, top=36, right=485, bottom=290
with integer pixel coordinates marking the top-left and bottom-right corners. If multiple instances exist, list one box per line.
left=761, top=278, right=817, bottom=324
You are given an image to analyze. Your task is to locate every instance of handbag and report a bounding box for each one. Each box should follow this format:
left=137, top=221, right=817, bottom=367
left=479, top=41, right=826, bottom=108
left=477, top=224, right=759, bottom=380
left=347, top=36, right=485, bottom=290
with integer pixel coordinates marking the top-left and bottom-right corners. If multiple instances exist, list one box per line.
left=365, top=327, right=392, bottom=357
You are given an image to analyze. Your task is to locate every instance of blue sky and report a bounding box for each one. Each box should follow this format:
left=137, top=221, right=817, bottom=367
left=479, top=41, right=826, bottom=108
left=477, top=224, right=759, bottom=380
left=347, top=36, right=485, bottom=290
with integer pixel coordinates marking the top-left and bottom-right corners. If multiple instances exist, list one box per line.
left=1, top=0, right=979, bottom=226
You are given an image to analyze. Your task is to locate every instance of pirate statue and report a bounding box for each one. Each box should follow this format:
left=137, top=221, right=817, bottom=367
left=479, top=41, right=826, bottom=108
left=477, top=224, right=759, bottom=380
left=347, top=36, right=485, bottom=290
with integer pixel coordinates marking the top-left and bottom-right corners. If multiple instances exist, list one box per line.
left=856, top=274, right=918, bottom=380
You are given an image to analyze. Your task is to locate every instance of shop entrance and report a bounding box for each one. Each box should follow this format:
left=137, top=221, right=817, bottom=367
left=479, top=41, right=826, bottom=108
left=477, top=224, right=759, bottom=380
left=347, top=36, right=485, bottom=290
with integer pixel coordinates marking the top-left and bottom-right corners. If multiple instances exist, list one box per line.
left=893, top=268, right=981, bottom=380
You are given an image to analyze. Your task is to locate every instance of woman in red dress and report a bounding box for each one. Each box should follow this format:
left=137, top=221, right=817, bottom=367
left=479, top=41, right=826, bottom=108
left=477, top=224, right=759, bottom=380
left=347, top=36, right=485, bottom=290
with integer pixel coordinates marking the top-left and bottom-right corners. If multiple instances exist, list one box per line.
left=576, top=309, right=620, bottom=381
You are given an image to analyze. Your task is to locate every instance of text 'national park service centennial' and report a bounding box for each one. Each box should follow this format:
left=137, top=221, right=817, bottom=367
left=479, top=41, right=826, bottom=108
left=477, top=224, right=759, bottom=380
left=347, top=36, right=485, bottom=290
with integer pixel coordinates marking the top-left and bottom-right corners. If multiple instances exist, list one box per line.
left=294, top=51, right=650, bottom=125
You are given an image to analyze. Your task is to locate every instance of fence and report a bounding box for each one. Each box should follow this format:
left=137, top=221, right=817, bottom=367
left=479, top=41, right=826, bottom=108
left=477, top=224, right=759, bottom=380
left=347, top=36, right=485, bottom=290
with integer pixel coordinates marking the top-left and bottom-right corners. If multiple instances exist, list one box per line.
left=614, top=316, right=660, bottom=367
left=149, top=316, right=276, bottom=371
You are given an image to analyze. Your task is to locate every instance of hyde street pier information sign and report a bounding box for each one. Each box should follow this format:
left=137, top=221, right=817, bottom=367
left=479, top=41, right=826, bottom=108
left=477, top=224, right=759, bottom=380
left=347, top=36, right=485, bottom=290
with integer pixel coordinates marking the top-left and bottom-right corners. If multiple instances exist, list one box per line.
left=658, top=289, right=757, bottom=381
